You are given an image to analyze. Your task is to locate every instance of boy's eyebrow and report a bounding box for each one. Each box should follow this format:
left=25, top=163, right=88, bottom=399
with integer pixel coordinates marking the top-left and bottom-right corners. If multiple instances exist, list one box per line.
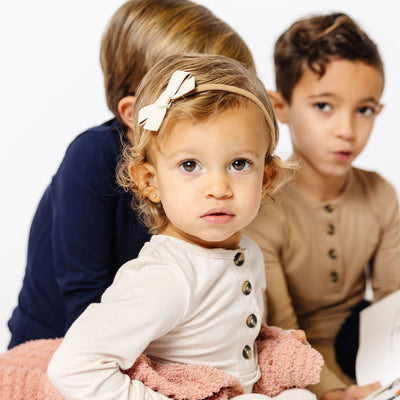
left=308, top=93, right=382, bottom=104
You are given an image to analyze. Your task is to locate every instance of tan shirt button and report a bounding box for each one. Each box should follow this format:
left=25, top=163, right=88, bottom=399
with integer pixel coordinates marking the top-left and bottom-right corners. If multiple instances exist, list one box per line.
left=330, top=271, right=339, bottom=282
left=246, top=314, right=257, bottom=328
left=324, top=204, right=334, bottom=213
left=242, top=345, right=252, bottom=359
left=327, top=224, right=335, bottom=235
left=242, top=281, right=252, bottom=295
left=328, top=248, right=338, bottom=259
left=234, top=252, right=245, bottom=266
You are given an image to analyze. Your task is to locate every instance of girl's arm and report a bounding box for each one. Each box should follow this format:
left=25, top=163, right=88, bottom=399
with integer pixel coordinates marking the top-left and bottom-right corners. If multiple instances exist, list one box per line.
left=48, top=262, right=187, bottom=400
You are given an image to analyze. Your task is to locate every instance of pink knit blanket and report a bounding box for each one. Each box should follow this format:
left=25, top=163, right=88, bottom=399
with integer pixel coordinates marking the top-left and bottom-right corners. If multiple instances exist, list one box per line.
left=0, top=323, right=323, bottom=400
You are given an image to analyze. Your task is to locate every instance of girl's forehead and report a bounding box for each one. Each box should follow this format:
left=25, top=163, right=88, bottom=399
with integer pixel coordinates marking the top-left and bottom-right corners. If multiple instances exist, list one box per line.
left=152, top=103, right=270, bottom=155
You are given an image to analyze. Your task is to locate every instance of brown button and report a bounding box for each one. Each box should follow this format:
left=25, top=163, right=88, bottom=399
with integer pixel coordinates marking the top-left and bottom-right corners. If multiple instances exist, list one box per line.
left=246, top=314, right=257, bottom=328
left=328, top=248, right=337, bottom=259
left=330, top=271, right=339, bottom=282
left=324, top=204, right=334, bottom=213
left=234, top=252, right=245, bottom=266
left=242, top=345, right=252, bottom=359
left=327, top=224, right=335, bottom=235
left=242, top=281, right=252, bottom=295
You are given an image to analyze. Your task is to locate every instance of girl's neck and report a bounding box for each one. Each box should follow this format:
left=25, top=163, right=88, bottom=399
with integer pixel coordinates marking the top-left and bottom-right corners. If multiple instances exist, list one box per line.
left=291, top=157, right=349, bottom=203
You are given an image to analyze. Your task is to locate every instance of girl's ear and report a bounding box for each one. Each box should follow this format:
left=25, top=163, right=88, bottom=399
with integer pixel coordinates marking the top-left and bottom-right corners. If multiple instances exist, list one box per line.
left=267, top=90, right=289, bottom=124
left=118, top=96, right=136, bottom=131
left=261, top=163, right=278, bottom=197
left=129, top=163, right=161, bottom=203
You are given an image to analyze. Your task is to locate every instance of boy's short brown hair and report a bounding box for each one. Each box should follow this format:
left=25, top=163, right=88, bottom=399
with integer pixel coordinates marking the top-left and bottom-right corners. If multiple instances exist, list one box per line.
left=100, top=0, right=255, bottom=121
left=274, top=12, right=384, bottom=103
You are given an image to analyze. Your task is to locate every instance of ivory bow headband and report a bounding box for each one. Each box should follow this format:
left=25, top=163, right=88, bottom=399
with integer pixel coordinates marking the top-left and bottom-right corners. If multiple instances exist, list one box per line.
left=138, top=70, right=274, bottom=132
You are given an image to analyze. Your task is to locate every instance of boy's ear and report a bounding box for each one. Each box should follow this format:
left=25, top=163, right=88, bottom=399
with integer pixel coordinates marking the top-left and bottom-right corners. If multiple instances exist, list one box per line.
left=129, top=163, right=160, bottom=203
left=376, top=103, right=384, bottom=115
left=267, top=90, right=289, bottom=124
left=118, top=96, right=136, bottom=131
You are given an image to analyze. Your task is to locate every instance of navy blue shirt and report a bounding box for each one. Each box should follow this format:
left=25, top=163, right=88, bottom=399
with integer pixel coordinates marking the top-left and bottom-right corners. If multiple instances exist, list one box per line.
left=8, top=119, right=150, bottom=348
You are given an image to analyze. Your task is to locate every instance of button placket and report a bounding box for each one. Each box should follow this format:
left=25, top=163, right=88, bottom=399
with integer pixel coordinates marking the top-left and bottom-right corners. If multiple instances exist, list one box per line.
left=231, top=250, right=259, bottom=362
left=322, top=203, right=341, bottom=287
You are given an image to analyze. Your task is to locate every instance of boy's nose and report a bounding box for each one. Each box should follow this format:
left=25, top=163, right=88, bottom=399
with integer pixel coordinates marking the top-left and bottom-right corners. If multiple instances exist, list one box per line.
left=204, top=172, right=233, bottom=199
left=335, top=113, right=355, bottom=140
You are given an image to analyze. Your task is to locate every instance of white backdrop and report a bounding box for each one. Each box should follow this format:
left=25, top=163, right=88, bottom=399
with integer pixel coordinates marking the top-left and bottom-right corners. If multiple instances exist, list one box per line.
left=0, top=0, right=399, bottom=351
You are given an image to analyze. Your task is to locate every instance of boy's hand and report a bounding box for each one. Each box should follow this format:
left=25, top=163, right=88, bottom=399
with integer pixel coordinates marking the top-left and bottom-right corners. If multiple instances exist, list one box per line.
left=288, top=329, right=308, bottom=345
left=321, top=382, right=381, bottom=400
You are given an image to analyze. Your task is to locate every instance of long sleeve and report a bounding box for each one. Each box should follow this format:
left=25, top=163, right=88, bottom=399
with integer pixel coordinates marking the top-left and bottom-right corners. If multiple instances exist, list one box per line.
left=48, top=260, right=188, bottom=400
left=368, top=175, right=400, bottom=300
left=51, top=129, right=149, bottom=331
left=51, top=131, right=122, bottom=327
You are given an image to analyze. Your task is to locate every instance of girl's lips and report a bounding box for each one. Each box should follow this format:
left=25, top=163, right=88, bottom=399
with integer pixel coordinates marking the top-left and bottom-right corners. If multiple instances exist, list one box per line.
left=334, top=150, right=353, bottom=162
left=201, top=209, right=235, bottom=224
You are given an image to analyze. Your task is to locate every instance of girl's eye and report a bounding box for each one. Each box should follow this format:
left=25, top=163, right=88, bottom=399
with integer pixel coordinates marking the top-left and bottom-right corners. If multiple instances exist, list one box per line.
left=230, top=159, right=251, bottom=171
left=179, top=160, right=199, bottom=172
left=314, top=102, right=331, bottom=112
left=358, top=106, right=376, bottom=116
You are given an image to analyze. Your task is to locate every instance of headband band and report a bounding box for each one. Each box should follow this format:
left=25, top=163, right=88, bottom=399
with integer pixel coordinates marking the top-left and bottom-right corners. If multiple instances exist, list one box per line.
left=138, top=70, right=273, bottom=132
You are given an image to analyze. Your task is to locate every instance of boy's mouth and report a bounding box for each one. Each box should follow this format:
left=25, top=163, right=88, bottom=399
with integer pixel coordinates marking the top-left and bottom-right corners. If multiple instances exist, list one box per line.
left=334, top=150, right=353, bottom=162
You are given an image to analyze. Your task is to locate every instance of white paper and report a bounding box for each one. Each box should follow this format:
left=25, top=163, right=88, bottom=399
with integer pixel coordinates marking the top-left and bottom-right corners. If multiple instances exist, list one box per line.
left=356, top=290, right=400, bottom=387
left=362, top=378, right=400, bottom=400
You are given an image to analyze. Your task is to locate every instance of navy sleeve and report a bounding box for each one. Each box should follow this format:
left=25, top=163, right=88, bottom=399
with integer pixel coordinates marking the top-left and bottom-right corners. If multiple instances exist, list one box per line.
left=51, top=128, right=134, bottom=330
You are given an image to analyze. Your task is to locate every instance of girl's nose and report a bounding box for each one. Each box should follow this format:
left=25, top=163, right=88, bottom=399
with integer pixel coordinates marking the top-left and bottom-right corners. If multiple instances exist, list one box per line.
left=204, top=172, right=233, bottom=199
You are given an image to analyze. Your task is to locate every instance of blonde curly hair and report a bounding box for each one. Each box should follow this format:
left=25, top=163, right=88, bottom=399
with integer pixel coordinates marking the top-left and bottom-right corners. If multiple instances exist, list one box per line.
left=117, top=53, right=295, bottom=234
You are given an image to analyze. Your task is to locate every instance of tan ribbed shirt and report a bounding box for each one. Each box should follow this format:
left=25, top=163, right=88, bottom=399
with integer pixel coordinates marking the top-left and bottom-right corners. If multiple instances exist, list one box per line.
left=245, top=168, right=400, bottom=397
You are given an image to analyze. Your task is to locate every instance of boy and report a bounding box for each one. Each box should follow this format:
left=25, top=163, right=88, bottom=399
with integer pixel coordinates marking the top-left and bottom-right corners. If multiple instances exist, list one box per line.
left=246, top=12, right=400, bottom=400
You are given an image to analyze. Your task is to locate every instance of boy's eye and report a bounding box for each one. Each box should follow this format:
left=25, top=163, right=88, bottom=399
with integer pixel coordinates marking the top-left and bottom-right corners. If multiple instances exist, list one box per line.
left=230, top=159, right=251, bottom=171
left=179, top=160, right=199, bottom=172
left=314, top=102, right=331, bottom=112
left=358, top=106, right=376, bottom=116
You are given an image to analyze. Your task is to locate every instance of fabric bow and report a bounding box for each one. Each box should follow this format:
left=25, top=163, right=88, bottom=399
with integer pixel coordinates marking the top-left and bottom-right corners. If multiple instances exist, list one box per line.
left=138, top=70, right=195, bottom=131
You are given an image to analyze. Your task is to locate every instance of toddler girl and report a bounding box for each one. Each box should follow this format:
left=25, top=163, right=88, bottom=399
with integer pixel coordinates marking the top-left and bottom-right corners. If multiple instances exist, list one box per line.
left=8, top=0, right=256, bottom=349
left=47, top=53, right=317, bottom=400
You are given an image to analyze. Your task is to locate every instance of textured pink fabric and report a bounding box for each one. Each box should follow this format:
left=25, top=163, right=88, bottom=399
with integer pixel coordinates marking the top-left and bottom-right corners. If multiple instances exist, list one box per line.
left=0, top=323, right=323, bottom=399
left=254, top=325, right=323, bottom=397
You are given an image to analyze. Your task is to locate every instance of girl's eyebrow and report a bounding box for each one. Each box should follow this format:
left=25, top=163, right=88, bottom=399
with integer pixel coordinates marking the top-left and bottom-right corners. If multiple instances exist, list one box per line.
left=165, top=148, right=262, bottom=160
left=165, top=148, right=200, bottom=158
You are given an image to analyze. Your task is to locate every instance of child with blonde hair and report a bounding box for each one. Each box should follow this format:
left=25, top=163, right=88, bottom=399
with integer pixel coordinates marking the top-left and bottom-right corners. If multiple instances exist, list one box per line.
left=245, top=12, right=400, bottom=400
left=47, top=53, right=320, bottom=400
left=8, top=0, right=256, bottom=349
